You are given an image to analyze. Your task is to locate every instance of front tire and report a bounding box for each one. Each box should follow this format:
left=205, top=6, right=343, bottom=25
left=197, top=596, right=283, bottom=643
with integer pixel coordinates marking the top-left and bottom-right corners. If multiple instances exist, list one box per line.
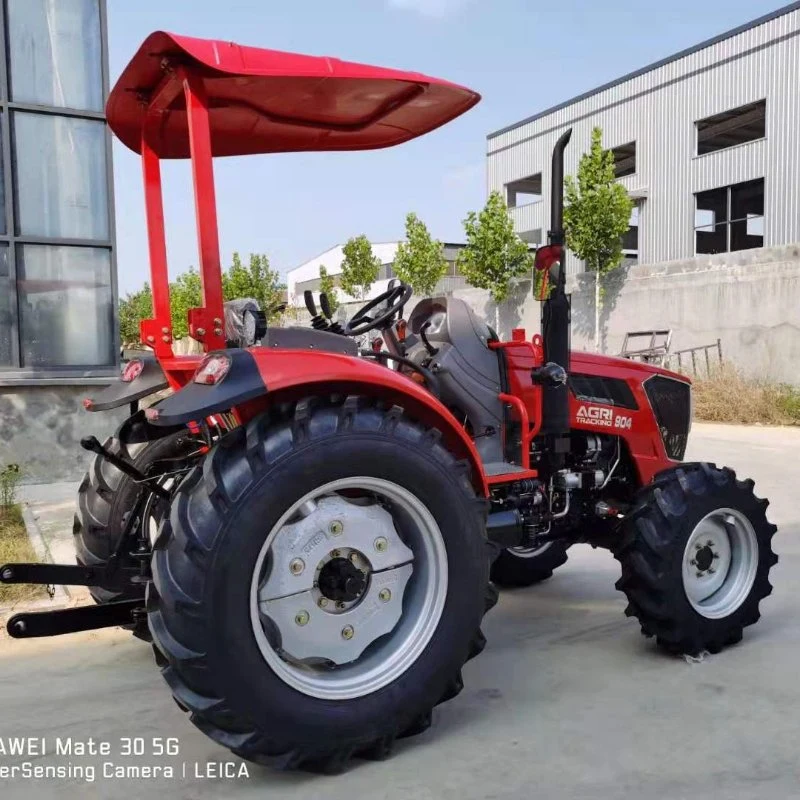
left=148, top=397, right=495, bottom=772
left=490, top=541, right=569, bottom=587
left=615, top=463, right=777, bottom=655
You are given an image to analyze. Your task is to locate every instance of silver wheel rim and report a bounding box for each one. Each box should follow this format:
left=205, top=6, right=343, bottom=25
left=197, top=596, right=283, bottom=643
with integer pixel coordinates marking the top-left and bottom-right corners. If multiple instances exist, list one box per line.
left=249, top=477, right=447, bottom=700
left=509, top=542, right=553, bottom=559
left=682, top=508, right=758, bottom=619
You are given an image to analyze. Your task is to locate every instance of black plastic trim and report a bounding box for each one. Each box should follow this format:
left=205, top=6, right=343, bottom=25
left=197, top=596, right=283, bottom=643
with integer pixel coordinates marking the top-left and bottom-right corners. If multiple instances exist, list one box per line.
left=643, top=375, right=692, bottom=461
left=148, top=349, right=265, bottom=427
left=86, top=355, right=168, bottom=411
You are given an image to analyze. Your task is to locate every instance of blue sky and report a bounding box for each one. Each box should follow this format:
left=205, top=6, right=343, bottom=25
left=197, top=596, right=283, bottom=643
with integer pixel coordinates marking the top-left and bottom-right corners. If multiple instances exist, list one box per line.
left=109, top=0, right=785, bottom=294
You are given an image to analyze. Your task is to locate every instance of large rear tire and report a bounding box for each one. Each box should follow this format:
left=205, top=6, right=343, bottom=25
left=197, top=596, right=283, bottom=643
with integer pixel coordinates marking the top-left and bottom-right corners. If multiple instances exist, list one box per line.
left=615, top=463, right=777, bottom=655
left=73, top=430, right=195, bottom=608
left=148, top=397, right=496, bottom=772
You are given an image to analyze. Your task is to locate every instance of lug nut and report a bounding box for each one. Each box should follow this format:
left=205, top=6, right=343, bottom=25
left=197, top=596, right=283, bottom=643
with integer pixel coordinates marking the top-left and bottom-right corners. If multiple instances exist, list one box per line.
left=336, top=601, right=346, bottom=610
left=695, top=543, right=702, bottom=551
left=349, top=553, right=359, bottom=564
left=329, top=520, right=344, bottom=536
left=706, top=540, right=714, bottom=547
left=295, top=610, right=310, bottom=626
left=341, top=625, right=354, bottom=640
left=290, top=558, right=305, bottom=575
left=696, top=572, right=703, bottom=578
left=331, top=549, right=341, bottom=559
left=708, top=567, right=716, bottom=574
left=690, top=559, right=697, bottom=567
left=374, top=537, right=388, bottom=553
left=713, top=552, right=720, bottom=559
left=378, top=588, right=391, bottom=602
left=317, top=597, right=328, bottom=608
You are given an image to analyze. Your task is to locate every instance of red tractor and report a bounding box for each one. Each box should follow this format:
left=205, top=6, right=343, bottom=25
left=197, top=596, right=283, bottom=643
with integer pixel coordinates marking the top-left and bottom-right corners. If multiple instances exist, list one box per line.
left=1, top=32, right=777, bottom=772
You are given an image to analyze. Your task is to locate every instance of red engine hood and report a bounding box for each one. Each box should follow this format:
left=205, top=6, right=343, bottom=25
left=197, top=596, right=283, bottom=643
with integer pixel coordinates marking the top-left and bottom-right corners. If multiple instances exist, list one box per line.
left=570, top=350, right=691, bottom=384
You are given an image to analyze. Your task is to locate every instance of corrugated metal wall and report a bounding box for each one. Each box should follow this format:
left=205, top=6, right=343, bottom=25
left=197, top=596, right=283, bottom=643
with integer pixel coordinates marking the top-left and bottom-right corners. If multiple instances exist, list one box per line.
left=487, top=7, right=800, bottom=275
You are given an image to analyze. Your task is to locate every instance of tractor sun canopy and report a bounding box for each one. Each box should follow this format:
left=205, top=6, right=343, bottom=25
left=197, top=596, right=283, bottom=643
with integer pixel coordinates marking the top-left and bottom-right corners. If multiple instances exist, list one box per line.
left=107, top=31, right=480, bottom=158
left=108, top=31, right=479, bottom=365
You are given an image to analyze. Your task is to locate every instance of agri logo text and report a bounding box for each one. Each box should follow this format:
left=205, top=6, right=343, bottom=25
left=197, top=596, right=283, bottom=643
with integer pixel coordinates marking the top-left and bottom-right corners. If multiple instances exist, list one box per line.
left=576, top=405, right=632, bottom=430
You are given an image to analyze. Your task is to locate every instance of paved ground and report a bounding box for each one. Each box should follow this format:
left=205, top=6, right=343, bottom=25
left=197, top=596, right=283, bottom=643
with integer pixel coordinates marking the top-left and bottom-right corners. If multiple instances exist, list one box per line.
left=1, top=423, right=798, bottom=799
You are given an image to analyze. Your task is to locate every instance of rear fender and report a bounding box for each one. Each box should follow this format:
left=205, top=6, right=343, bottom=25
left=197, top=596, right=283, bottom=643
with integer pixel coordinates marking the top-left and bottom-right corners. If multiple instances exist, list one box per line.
left=84, top=354, right=168, bottom=411
left=244, top=349, right=489, bottom=495
left=146, top=347, right=488, bottom=495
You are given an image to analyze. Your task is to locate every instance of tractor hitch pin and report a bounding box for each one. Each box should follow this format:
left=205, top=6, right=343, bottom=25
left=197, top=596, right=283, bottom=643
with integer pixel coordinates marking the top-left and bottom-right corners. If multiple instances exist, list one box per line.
left=80, top=436, right=171, bottom=500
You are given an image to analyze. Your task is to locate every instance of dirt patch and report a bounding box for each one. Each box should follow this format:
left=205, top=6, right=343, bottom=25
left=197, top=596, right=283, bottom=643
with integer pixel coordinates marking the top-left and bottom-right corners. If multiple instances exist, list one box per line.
left=693, top=364, right=800, bottom=426
left=0, top=505, right=48, bottom=606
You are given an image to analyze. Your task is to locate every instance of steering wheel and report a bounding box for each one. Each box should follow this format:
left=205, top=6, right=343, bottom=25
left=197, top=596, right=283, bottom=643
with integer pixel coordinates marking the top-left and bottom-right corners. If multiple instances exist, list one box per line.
left=344, top=283, right=412, bottom=336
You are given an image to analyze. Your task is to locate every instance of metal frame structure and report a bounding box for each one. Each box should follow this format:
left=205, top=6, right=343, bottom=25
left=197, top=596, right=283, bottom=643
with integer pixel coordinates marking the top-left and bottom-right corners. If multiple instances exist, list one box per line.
left=0, top=0, right=117, bottom=383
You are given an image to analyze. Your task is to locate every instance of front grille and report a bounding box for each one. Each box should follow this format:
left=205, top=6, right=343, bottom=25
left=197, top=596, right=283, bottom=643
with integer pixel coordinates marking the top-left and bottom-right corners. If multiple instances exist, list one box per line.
left=569, top=373, right=639, bottom=410
left=644, top=375, right=691, bottom=460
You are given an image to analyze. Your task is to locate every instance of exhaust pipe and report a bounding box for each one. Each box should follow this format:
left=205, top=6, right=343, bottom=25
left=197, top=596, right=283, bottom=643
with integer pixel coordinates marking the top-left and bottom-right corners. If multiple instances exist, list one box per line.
left=539, top=128, right=572, bottom=438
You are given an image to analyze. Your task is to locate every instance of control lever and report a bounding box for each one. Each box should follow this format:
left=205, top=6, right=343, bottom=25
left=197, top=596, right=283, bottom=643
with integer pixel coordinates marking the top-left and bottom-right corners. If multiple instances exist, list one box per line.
left=80, top=436, right=170, bottom=500
left=304, top=290, right=329, bottom=331
left=319, top=292, right=346, bottom=335
left=419, top=321, right=439, bottom=357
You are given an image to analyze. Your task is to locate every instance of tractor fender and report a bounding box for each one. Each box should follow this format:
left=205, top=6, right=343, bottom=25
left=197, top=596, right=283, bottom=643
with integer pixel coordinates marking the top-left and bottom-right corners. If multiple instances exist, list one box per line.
left=145, top=349, right=265, bottom=427
left=84, top=354, right=168, bottom=412
left=246, top=348, right=489, bottom=496
left=146, top=347, right=489, bottom=495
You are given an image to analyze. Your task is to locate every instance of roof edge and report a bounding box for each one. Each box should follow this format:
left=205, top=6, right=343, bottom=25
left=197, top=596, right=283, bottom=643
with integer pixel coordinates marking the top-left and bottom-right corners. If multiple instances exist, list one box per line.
left=487, top=1, right=800, bottom=141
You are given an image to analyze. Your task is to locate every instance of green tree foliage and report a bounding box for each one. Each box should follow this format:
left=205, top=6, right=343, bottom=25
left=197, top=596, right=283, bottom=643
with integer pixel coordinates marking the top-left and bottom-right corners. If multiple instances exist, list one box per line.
left=169, top=268, right=203, bottom=339
left=318, top=265, right=339, bottom=314
left=222, top=252, right=284, bottom=316
left=339, top=235, right=380, bottom=300
left=563, top=126, right=634, bottom=349
left=392, top=212, right=448, bottom=297
left=456, top=191, right=533, bottom=303
left=119, top=253, right=284, bottom=344
left=118, top=283, right=153, bottom=345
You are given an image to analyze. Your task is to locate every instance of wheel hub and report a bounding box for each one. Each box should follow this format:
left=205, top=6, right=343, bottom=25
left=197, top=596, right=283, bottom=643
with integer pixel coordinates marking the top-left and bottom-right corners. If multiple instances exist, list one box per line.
left=318, top=556, right=368, bottom=602
left=694, top=545, right=715, bottom=572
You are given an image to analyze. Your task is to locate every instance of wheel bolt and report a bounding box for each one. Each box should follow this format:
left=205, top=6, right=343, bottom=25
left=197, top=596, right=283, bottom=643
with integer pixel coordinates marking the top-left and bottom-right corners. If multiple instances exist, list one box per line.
left=317, top=597, right=328, bottom=608
left=695, top=543, right=702, bottom=551
left=713, top=552, right=720, bottom=559
left=295, top=610, right=310, bottom=626
left=378, top=588, right=391, bottom=602
left=290, top=558, right=305, bottom=575
left=341, top=625, right=354, bottom=640
left=329, top=520, right=344, bottom=536
left=374, top=537, right=388, bottom=553
left=708, top=567, right=716, bottom=574
left=336, top=601, right=346, bottom=610
left=696, top=572, right=703, bottom=578
left=331, top=549, right=341, bottom=559
left=349, top=553, right=359, bottom=564
left=706, top=540, right=714, bottom=547
left=690, top=559, right=697, bottom=567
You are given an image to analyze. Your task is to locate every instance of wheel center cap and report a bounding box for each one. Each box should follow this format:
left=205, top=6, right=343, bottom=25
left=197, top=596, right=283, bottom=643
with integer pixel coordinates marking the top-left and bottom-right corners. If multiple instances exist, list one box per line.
left=318, top=557, right=367, bottom=602
left=695, top=545, right=714, bottom=572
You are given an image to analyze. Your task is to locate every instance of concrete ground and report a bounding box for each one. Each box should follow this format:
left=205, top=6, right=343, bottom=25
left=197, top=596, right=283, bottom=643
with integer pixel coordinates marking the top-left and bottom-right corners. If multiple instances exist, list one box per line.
left=0, top=423, right=798, bottom=799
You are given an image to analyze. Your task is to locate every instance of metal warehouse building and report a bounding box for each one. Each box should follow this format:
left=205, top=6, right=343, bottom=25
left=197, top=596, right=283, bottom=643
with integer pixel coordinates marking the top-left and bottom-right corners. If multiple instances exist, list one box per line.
left=487, top=2, right=800, bottom=275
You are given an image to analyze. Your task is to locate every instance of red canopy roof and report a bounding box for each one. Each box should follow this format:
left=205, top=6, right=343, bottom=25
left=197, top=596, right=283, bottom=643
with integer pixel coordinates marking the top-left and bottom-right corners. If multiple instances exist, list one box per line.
left=107, top=31, right=480, bottom=158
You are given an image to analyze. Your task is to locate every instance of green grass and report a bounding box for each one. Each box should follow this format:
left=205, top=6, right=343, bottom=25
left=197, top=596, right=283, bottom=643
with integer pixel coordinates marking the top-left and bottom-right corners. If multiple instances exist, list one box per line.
left=0, top=505, right=47, bottom=606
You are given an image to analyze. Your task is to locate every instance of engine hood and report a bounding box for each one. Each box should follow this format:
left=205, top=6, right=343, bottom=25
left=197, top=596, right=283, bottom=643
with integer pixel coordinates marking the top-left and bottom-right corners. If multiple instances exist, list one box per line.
left=571, top=350, right=691, bottom=384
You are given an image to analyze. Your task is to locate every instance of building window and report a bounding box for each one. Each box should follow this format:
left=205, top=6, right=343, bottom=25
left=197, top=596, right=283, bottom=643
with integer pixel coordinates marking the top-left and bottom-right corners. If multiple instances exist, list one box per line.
left=611, top=141, right=636, bottom=178
left=7, top=0, right=104, bottom=111
left=13, top=112, right=109, bottom=240
left=695, top=179, right=764, bottom=254
left=0, top=0, right=114, bottom=377
left=505, top=173, right=542, bottom=208
left=519, top=229, right=542, bottom=246
left=17, top=245, right=114, bottom=367
left=622, top=204, right=640, bottom=259
left=696, top=100, right=766, bottom=156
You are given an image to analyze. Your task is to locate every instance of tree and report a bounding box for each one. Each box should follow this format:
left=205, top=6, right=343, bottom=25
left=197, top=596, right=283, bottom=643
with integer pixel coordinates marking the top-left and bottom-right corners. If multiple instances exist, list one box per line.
left=318, top=265, right=339, bottom=314
left=222, top=252, right=284, bottom=318
left=563, top=126, right=634, bottom=351
left=392, top=212, right=448, bottom=297
left=456, top=191, right=533, bottom=329
left=169, top=268, right=203, bottom=339
left=118, top=283, right=153, bottom=346
left=339, top=235, right=380, bottom=300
